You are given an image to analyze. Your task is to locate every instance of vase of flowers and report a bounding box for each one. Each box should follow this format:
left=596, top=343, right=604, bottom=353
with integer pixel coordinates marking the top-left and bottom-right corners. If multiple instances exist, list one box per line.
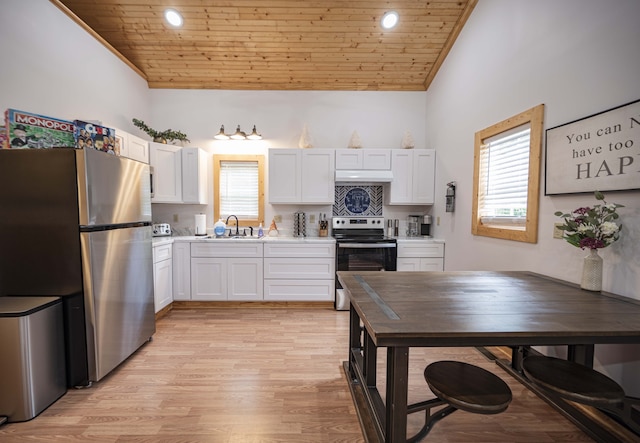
left=555, top=191, right=624, bottom=291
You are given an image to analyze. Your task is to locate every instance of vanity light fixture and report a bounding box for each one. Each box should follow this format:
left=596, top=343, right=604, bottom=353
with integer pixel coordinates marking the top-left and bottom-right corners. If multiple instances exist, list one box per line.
left=214, top=125, right=230, bottom=140
left=381, top=11, right=399, bottom=29
left=214, top=124, right=262, bottom=140
left=164, top=8, right=183, bottom=27
left=246, top=125, right=262, bottom=140
left=230, top=125, right=247, bottom=140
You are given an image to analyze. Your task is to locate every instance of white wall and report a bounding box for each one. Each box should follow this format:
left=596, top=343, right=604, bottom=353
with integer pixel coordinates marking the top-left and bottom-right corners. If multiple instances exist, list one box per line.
left=0, top=0, right=150, bottom=134
left=425, top=0, right=640, bottom=394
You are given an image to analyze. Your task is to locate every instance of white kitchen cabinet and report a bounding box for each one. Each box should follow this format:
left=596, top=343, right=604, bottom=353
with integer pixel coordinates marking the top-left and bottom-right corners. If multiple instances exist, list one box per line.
left=172, top=242, right=191, bottom=300
left=150, top=143, right=208, bottom=204
left=335, top=149, right=391, bottom=170
left=152, top=243, right=173, bottom=312
left=181, top=147, right=208, bottom=204
left=263, top=242, right=335, bottom=301
left=190, top=242, right=263, bottom=301
left=268, top=149, right=334, bottom=204
left=113, top=128, right=149, bottom=163
left=388, top=149, right=436, bottom=205
left=150, top=142, right=182, bottom=203
left=396, top=240, right=444, bottom=271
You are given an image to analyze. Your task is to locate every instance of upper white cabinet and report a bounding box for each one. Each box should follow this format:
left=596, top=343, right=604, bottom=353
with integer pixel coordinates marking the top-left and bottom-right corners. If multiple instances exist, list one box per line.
left=113, top=128, right=149, bottom=163
left=150, top=142, right=208, bottom=204
left=150, top=143, right=182, bottom=203
left=181, top=147, right=208, bottom=204
left=269, top=149, right=334, bottom=204
left=335, top=149, right=391, bottom=170
left=388, top=149, right=436, bottom=205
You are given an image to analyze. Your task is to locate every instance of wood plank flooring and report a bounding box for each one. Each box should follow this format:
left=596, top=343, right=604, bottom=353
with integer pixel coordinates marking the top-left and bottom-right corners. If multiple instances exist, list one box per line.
left=0, top=306, right=596, bottom=442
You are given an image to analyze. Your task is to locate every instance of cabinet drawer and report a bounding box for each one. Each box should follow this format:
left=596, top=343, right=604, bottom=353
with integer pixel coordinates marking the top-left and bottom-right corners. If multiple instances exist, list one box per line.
left=264, top=258, right=334, bottom=279
left=153, top=244, right=173, bottom=263
left=397, top=242, right=444, bottom=258
left=191, top=242, right=263, bottom=258
left=263, top=242, right=335, bottom=258
left=263, top=279, right=334, bottom=301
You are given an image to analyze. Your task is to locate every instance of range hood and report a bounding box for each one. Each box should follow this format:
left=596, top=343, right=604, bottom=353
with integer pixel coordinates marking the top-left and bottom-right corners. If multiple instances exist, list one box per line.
left=335, top=169, right=394, bottom=183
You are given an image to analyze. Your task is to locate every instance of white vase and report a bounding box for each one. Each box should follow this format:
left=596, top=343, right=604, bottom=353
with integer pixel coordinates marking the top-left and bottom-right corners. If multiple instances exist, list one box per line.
left=581, top=249, right=603, bottom=291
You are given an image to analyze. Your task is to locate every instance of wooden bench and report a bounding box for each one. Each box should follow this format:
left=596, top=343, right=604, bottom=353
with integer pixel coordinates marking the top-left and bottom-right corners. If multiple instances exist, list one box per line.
left=523, top=355, right=640, bottom=435
left=407, top=361, right=512, bottom=442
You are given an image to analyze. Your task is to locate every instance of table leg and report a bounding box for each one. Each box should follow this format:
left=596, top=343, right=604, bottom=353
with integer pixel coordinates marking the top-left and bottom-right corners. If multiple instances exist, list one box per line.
left=386, top=346, right=409, bottom=443
left=364, top=329, right=377, bottom=387
left=568, top=344, right=595, bottom=368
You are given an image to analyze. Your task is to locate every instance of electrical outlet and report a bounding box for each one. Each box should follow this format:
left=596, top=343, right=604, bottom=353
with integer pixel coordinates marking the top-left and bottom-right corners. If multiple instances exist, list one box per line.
left=173, top=214, right=179, bottom=223
left=437, top=216, right=441, bottom=226
left=274, top=214, right=282, bottom=223
left=553, top=223, right=564, bottom=239
left=309, top=214, right=316, bottom=223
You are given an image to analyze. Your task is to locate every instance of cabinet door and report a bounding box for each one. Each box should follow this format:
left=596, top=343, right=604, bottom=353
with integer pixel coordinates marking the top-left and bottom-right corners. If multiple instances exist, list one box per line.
left=191, top=257, right=227, bottom=300
left=268, top=149, right=301, bottom=203
left=413, top=150, right=435, bottom=204
left=264, top=279, right=334, bottom=301
left=153, top=259, right=173, bottom=312
left=173, top=242, right=191, bottom=300
left=182, top=147, right=208, bottom=204
left=363, top=149, right=391, bottom=170
left=335, top=150, right=362, bottom=169
left=397, top=257, right=421, bottom=271
left=301, top=149, right=334, bottom=203
left=388, top=150, right=413, bottom=204
left=228, top=258, right=263, bottom=301
left=150, top=142, right=182, bottom=203
left=420, top=258, right=444, bottom=271
left=127, top=133, right=149, bottom=163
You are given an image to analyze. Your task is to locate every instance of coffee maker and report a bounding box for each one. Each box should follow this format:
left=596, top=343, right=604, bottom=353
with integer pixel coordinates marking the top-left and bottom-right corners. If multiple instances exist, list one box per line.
left=420, top=215, right=432, bottom=236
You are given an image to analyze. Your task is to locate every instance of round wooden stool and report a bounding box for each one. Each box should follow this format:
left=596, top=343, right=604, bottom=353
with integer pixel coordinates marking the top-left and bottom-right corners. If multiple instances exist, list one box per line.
left=407, top=361, right=512, bottom=442
left=523, top=355, right=625, bottom=407
left=425, top=360, right=513, bottom=414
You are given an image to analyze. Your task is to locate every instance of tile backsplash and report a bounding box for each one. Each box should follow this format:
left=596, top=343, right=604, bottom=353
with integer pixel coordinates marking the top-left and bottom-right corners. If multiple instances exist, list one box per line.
left=333, top=185, right=383, bottom=216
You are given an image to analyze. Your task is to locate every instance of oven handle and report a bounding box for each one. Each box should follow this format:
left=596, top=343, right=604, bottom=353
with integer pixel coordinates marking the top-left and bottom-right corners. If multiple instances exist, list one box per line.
left=338, top=243, right=397, bottom=249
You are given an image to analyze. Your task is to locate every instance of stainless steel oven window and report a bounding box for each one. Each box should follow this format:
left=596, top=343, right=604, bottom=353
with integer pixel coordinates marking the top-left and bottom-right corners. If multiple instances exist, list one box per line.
left=336, top=243, right=397, bottom=272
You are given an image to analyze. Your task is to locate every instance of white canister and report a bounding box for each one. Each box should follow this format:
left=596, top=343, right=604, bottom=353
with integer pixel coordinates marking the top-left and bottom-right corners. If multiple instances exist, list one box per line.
left=195, top=213, right=207, bottom=236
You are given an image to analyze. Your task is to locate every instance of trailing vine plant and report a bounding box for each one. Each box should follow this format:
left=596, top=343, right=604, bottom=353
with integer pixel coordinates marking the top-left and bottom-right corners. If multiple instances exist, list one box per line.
left=132, top=118, right=190, bottom=144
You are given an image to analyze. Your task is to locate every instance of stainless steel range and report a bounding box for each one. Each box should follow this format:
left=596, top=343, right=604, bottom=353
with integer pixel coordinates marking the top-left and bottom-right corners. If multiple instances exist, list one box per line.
left=333, top=216, right=397, bottom=310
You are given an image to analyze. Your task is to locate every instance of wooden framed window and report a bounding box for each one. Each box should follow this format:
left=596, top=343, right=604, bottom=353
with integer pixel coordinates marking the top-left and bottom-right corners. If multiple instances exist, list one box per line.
left=213, top=154, right=264, bottom=227
left=472, top=104, right=544, bottom=243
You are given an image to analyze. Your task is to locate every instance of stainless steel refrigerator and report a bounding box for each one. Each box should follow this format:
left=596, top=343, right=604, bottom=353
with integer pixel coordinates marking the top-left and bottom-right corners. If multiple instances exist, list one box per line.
left=0, top=147, right=155, bottom=386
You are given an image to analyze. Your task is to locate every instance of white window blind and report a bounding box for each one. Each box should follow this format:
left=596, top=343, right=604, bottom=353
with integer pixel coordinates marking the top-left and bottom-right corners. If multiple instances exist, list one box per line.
left=219, top=160, right=259, bottom=220
left=478, top=123, right=531, bottom=226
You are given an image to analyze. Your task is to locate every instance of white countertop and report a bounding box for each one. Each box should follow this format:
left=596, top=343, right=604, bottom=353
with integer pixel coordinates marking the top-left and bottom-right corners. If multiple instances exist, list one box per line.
left=154, top=235, right=336, bottom=245
left=396, top=236, right=445, bottom=243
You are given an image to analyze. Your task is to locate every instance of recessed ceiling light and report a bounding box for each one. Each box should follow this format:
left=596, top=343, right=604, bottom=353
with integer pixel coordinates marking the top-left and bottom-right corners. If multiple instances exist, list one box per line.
left=164, top=9, right=183, bottom=27
left=381, top=11, right=399, bottom=29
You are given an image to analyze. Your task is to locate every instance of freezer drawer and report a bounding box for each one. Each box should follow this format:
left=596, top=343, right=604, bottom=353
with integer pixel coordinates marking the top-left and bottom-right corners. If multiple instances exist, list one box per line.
left=0, top=297, right=67, bottom=422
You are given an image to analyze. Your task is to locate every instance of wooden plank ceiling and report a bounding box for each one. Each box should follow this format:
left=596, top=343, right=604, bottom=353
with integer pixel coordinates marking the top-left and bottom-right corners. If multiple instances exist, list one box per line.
left=53, top=0, right=477, bottom=91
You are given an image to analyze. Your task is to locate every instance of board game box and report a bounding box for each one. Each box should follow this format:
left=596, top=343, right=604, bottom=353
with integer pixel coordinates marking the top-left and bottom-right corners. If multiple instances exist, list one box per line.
left=0, top=125, right=7, bottom=149
left=5, top=108, right=75, bottom=148
left=74, top=120, right=117, bottom=154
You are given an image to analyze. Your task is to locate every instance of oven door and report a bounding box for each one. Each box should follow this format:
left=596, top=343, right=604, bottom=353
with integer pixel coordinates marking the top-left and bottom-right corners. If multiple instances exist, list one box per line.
left=335, top=242, right=397, bottom=310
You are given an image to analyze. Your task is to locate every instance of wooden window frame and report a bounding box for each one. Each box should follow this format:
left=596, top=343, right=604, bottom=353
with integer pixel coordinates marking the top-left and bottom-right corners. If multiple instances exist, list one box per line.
left=471, top=104, right=544, bottom=243
left=213, top=154, right=265, bottom=227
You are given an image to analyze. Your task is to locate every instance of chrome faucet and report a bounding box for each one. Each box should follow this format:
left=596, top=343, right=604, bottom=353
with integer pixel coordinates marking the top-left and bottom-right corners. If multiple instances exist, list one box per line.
left=225, top=215, right=240, bottom=236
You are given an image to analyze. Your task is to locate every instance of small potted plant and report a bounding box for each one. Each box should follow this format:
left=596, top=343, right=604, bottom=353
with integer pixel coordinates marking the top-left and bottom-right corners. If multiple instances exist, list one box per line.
left=132, top=118, right=190, bottom=145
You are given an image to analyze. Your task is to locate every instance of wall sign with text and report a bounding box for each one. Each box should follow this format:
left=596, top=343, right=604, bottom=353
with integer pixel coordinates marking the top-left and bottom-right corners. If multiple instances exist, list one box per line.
left=545, top=99, right=640, bottom=195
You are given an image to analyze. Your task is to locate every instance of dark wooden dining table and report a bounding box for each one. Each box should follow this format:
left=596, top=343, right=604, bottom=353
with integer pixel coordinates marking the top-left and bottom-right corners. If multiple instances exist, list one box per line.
left=337, top=270, right=640, bottom=443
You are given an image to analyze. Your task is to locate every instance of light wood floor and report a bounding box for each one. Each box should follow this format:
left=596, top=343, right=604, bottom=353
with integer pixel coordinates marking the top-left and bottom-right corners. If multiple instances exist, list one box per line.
left=0, top=306, right=596, bottom=442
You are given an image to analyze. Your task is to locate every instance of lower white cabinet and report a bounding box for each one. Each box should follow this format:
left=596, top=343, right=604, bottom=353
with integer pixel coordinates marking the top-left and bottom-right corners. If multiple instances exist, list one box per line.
left=152, top=243, right=173, bottom=312
left=263, top=243, right=335, bottom=301
left=396, top=240, right=444, bottom=272
left=190, top=243, right=263, bottom=301
left=172, top=242, right=191, bottom=300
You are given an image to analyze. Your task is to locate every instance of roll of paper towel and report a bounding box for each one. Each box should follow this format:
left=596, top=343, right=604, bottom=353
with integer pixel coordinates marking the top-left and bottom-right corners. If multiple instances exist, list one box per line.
left=195, top=213, right=207, bottom=236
